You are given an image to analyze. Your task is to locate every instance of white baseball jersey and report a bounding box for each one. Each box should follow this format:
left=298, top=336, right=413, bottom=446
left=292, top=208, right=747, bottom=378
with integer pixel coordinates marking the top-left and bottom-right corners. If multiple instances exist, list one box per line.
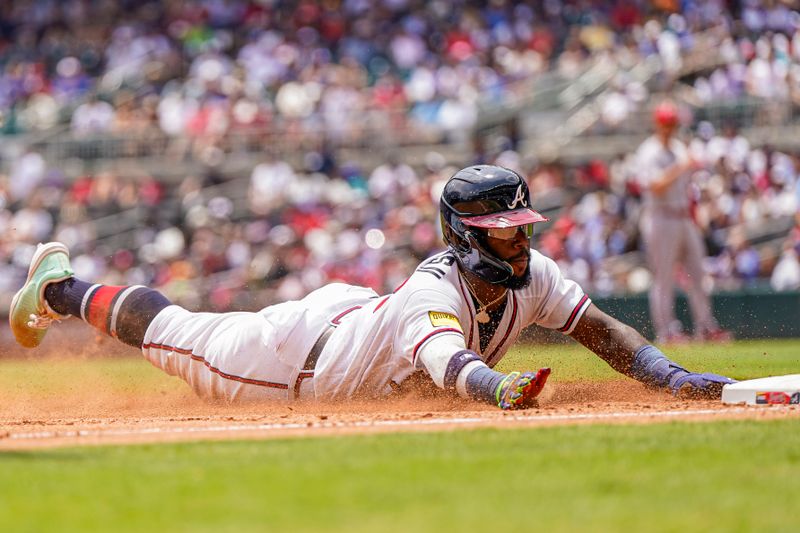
left=314, top=248, right=591, bottom=400
left=635, top=135, right=692, bottom=213
left=142, top=248, right=591, bottom=403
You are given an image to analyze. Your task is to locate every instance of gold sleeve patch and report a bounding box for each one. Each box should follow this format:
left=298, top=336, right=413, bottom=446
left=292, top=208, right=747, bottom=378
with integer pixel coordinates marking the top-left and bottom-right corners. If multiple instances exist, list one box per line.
left=428, top=311, right=463, bottom=332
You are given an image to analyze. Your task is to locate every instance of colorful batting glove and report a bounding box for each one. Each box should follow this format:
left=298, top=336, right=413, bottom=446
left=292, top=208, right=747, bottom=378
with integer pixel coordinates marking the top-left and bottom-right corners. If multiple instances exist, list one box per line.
left=495, top=368, right=551, bottom=410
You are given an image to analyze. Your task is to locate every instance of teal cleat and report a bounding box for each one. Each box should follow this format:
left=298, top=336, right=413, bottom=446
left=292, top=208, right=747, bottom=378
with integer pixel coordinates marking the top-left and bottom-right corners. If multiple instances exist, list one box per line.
left=9, top=242, right=74, bottom=348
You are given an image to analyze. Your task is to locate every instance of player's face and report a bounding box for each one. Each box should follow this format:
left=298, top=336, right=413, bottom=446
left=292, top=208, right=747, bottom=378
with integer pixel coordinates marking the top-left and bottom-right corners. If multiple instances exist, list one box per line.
left=656, top=121, right=677, bottom=137
left=484, top=225, right=532, bottom=278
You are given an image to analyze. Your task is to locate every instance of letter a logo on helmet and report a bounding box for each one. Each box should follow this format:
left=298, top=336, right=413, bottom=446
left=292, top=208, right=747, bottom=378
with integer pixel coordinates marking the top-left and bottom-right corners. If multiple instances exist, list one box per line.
left=439, top=165, right=548, bottom=284
left=507, top=184, right=527, bottom=209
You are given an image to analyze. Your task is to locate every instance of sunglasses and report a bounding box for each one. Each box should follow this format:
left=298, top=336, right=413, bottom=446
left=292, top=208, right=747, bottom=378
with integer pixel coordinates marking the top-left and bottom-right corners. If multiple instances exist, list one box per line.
left=484, top=223, right=535, bottom=240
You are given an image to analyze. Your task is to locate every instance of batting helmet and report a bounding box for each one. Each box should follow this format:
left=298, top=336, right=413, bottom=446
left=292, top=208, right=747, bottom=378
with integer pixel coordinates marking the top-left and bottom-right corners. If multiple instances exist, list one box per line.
left=440, top=165, right=548, bottom=284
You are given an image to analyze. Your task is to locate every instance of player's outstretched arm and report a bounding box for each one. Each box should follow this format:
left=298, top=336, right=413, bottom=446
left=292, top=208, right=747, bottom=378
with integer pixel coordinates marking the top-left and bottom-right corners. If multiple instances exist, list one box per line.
left=570, top=304, right=736, bottom=399
left=417, top=341, right=550, bottom=410
left=446, top=351, right=551, bottom=410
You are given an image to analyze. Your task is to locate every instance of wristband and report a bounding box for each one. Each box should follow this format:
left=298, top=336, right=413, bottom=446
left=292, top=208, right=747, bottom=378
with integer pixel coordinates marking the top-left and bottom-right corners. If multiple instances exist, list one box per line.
left=443, top=350, right=481, bottom=391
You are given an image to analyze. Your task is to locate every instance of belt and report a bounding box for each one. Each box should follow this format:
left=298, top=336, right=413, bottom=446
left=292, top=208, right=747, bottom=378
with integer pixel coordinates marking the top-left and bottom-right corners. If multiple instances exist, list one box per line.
left=303, top=325, right=335, bottom=371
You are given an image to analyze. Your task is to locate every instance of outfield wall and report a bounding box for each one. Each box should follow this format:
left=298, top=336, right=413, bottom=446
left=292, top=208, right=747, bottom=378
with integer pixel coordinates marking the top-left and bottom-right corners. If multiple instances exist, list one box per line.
left=599, top=290, right=800, bottom=339
left=523, top=289, right=800, bottom=342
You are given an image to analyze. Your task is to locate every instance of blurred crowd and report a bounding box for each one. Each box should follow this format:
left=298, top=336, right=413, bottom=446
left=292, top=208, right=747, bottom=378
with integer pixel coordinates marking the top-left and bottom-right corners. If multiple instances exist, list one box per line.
left=0, top=0, right=752, bottom=146
left=692, top=27, right=800, bottom=105
left=0, top=149, right=453, bottom=310
left=594, top=3, right=800, bottom=132
left=532, top=122, right=800, bottom=296
left=2, top=125, right=798, bottom=313
left=1, top=0, right=800, bottom=313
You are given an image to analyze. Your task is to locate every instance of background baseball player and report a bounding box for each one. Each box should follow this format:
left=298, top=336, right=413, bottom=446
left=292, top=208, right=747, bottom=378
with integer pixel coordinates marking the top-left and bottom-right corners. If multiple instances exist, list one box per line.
left=10, top=166, right=736, bottom=409
left=635, top=101, right=733, bottom=344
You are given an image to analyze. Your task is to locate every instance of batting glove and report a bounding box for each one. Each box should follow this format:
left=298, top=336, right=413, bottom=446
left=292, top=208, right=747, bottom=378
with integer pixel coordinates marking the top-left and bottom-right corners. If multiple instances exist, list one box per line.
left=496, top=368, right=551, bottom=410
left=670, top=372, right=737, bottom=400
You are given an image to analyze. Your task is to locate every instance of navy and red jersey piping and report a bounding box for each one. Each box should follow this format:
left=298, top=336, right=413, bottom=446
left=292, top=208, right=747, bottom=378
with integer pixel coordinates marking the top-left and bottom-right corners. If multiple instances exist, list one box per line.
left=373, top=296, right=390, bottom=313
left=456, top=276, right=476, bottom=348
left=392, top=277, right=410, bottom=293
left=557, top=294, right=590, bottom=332
left=485, top=291, right=518, bottom=367
left=411, top=328, right=463, bottom=363
left=331, top=306, right=362, bottom=325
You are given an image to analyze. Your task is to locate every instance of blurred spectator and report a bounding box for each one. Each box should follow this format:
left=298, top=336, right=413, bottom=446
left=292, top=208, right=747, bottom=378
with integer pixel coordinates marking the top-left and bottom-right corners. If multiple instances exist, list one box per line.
left=368, top=156, right=419, bottom=205
left=8, top=146, right=46, bottom=204
left=770, top=242, right=800, bottom=291
left=249, top=152, right=297, bottom=214
left=71, top=94, right=116, bottom=135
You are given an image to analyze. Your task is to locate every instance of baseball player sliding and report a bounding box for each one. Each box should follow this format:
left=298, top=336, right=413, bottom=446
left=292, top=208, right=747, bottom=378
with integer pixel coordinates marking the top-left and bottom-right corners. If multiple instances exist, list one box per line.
left=10, top=165, right=736, bottom=409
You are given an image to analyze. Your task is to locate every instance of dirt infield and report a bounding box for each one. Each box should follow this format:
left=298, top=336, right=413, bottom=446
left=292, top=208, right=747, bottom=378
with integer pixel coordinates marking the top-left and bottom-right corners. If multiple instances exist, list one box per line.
left=1, top=327, right=798, bottom=450
left=2, top=377, right=798, bottom=450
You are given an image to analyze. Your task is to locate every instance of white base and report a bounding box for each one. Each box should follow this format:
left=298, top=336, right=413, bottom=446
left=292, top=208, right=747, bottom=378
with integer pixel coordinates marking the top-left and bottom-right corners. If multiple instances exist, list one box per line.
left=721, top=374, right=800, bottom=405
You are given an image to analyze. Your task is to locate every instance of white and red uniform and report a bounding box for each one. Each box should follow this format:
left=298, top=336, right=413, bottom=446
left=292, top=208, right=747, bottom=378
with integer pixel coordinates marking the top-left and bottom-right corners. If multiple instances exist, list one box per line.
left=636, top=135, right=720, bottom=340
left=142, top=249, right=591, bottom=403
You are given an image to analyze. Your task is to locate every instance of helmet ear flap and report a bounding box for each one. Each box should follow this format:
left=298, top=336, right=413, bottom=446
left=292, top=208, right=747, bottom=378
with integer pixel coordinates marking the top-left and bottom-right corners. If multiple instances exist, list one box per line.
left=441, top=214, right=470, bottom=253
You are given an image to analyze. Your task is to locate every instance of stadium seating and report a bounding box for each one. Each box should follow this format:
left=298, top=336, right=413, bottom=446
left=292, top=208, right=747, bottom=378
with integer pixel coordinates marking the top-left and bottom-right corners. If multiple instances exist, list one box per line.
left=1, top=1, right=798, bottom=313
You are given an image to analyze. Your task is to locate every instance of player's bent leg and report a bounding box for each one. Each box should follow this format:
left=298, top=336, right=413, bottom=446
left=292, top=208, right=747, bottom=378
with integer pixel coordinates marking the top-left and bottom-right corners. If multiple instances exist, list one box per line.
left=142, top=306, right=296, bottom=403
left=12, top=242, right=297, bottom=404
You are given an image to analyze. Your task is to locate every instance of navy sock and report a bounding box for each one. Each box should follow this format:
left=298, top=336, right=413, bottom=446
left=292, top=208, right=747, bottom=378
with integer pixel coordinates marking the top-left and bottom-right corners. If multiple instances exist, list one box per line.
left=45, top=278, right=92, bottom=317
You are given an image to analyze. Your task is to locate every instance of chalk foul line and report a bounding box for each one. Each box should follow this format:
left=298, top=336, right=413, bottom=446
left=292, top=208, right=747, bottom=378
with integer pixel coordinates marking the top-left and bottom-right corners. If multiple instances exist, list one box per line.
left=4, top=405, right=795, bottom=443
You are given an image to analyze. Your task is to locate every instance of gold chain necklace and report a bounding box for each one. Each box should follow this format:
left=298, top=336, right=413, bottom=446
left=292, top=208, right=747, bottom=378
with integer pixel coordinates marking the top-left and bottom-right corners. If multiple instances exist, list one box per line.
left=461, top=274, right=508, bottom=324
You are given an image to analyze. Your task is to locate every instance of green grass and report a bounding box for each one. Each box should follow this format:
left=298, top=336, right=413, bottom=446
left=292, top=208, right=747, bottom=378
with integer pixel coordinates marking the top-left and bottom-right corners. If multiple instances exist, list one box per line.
left=1, top=420, right=799, bottom=532
left=501, top=338, right=800, bottom=382
left=0, top=357, right=177, bottom=398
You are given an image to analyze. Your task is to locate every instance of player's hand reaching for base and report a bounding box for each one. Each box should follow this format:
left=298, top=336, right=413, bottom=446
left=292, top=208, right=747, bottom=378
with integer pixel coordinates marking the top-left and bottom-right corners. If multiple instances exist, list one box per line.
left=630, top=345, right=737, bottom=401
left=670, top=372, right=736, bottom=400
left=496, top=368, right=551, bottom=410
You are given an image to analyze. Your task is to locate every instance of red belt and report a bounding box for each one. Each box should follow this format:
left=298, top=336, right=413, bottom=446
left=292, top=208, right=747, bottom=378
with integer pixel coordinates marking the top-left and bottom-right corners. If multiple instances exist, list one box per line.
left=293, top=325, right=335, bottom=399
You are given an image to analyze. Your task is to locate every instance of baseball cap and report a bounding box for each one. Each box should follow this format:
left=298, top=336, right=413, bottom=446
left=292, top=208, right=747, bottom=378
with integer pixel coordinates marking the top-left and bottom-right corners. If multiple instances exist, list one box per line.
left=653, top=101, right=679, bottom=127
